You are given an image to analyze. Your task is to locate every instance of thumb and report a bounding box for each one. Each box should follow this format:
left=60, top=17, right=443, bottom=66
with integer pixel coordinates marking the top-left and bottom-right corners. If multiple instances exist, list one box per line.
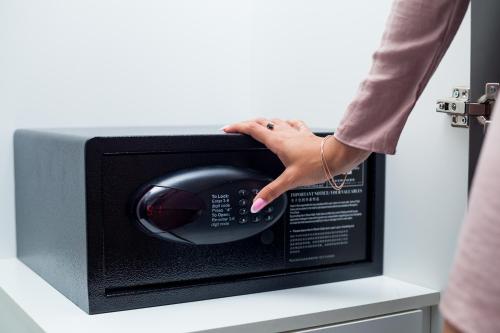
left=250, top=168, right=296, bottom=213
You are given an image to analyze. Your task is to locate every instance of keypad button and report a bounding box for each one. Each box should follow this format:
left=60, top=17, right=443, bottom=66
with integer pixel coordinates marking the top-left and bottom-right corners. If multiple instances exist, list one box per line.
left=264, top=215, right=273, bottom=222
left=238, top=189, right=248, bottom=197
left=238, top=217, right=248, bottom=224
left=251, top=215, right=262, bottom=223
left=251, top=189, right=260, bottom=196
left=264, top=206, right=274, bottom=213
left=239, top=208, right=248, bottom=215
left=238, top=199, right=248, bottom=207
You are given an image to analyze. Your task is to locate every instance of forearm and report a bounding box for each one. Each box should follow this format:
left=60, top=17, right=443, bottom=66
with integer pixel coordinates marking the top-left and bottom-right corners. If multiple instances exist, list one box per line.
left=335, top=0, right=469, bottom=154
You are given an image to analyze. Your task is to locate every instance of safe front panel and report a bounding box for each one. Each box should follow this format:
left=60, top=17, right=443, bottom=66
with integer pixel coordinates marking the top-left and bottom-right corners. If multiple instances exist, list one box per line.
left=100, top=150, right=370, bottom=294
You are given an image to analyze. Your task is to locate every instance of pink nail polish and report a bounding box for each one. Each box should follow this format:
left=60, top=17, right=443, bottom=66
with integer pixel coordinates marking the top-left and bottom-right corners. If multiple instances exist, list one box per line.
left=251, top=198, right=268, bottom=213
left=219, top=125, right=229, bottom=131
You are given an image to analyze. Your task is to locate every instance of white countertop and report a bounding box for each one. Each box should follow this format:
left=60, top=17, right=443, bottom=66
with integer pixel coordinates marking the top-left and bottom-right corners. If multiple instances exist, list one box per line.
left=0, top=258, right=440, bottom=333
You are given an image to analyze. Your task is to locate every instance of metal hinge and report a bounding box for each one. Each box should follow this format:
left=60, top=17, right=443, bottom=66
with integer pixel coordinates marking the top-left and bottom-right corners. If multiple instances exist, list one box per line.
left=436, top=82, right=498, bottom=130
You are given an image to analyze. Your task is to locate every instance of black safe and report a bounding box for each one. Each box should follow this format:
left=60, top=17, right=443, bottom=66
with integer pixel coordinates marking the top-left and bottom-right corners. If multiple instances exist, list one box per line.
left=14, top=126, right=385, bottom=314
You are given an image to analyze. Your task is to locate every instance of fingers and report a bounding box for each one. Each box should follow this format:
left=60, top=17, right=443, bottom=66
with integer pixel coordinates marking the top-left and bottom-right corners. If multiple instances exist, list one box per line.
left=269, top=118, right=288, bottom=127
left=286, top=119, right=309, bottom=131
left=223, top=118, right=308, bottom=133
left=254, top=118, right=289, bottom=130
left=222, top=120, right=273, bottom=146
left=254, top=118, right=270, bottom=127
left=250, top=168, right=296, bottom=213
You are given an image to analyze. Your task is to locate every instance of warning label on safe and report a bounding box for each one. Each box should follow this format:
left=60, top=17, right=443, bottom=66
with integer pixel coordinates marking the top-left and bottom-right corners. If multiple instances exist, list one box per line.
left=285, top=165, right=368, bottom=266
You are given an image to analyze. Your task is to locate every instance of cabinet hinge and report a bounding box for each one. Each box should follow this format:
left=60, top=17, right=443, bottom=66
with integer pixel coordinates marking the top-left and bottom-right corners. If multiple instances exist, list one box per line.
left=436, top=82, right=498, bottom=130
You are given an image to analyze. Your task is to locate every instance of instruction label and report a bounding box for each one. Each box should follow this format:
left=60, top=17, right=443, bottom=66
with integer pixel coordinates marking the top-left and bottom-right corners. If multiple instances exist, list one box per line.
left=210, top=193, right=234, bottom=228
left=285, top=165, right=368, bottom=266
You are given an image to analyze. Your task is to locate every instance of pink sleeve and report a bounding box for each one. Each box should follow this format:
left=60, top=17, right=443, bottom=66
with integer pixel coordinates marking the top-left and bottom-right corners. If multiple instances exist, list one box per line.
left=439, top=106, right=500, bottom=332
left=334, top=0, right=469, bottom=154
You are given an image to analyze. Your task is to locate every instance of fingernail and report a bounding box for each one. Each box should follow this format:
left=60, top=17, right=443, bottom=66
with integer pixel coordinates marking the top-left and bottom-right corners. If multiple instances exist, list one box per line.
left=250, top=198, right=268, bottom=213
left=219, top=125, right=229, bottom=131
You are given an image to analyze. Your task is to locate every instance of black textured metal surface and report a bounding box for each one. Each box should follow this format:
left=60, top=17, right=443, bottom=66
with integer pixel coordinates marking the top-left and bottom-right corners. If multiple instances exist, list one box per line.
left=14, top=129, right=90, bottom=312
left=14, top=126, right=385, bottom=314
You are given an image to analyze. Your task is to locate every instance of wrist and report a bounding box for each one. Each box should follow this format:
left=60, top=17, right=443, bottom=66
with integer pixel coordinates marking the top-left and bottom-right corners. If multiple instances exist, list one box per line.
left=322, top=136, right=371, bottom=176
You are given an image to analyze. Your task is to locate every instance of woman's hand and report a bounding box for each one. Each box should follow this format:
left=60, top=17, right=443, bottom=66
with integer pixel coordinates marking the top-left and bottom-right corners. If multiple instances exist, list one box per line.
left=221, top=118, right=371, bottom=213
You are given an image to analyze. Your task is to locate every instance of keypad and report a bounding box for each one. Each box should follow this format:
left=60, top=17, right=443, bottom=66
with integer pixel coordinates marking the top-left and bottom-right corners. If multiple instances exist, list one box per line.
left=237, top=189, right=249, bottom=197
left=264, top=206, right=274, bottom=213
left=237, top=187, right=277, bottom=224
left=251, top=215, right=262, bottom=223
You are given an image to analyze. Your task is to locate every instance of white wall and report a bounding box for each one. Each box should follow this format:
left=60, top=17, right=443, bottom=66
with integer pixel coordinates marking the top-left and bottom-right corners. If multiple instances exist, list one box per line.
left=0, top=0, right=470, bottom=295
left=384, top=9, right=470, bottom=291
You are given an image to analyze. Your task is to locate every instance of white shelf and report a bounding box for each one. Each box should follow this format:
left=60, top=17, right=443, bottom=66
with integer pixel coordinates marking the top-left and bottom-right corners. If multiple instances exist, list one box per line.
left=0, top=258, right=439, bottom=333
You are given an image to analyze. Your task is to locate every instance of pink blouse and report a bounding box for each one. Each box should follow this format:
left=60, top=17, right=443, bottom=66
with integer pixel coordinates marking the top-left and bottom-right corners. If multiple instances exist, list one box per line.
left=335, top=1, right=500, bottom=332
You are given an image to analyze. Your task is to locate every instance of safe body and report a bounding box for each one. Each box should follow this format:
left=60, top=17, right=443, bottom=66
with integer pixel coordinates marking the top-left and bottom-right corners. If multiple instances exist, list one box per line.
left=14, top=126, right=385, bottom=314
